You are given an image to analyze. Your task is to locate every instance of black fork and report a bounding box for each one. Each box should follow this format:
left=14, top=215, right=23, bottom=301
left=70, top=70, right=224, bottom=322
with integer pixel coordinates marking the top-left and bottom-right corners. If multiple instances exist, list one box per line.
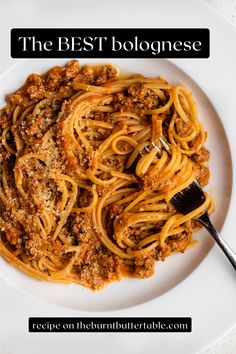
left=170, top=180, right=236, bottom=271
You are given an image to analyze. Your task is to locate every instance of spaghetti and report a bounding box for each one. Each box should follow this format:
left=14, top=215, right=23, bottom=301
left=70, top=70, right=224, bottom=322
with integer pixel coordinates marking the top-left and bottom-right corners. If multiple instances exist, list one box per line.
left=0, top=60, right=213, bottom=289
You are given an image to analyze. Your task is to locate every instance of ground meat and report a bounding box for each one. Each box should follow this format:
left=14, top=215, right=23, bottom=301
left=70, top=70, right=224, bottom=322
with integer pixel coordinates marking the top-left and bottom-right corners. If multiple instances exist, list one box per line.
left=192, top=146, right=210, bottom=163
left=88, top=111, right=105, bottom=121
left=58, top=84, right=75, bottom=99
left=73, top=65, right=96, bottom=86
left=95, top=184, right=110, bottom=197
left=24, top=232, right=65, bottom=263
left=112, top=84, right=158, bottom=114
left=45, top=66, right=63, bottom=90
left=128, top=85, right=149, bottom=98
left=64, top=60, right=80, bottom=80
left=0, top=109, right=10, bottom=128
left=17, top=98, right=60, bottom=143
left=67, top=214, right=89, bottom=244
left=155, top=245, right=171, bottom=261
left=128, top=228, right=153, bottom=243
left=77, top=150, right=94, bottom=169
left=6, top=91, right=30, bottom=108
left=167, top=232, right=191, bottom=252
left=108, top=203, right=125, bottom=219
left=95, top=65, right=118, bottom=85
left=4, top=61, right=120, bottom=119
left=142, top=171, right=174, bottom=191
left=104, top=154, right=126, bottom=170
left=24, top=232, right=44, bottom=258
left=27, top=74, right=46, bottom=100
left=132, top=255, right=155, bottom=278
left=5, top=226, right=22, bottom=246
left=77, top=189, right=92, bottom=208
left=175, top=118, right=192, bottom=138
left=192, top=162, right=210, bottom=187
left=0, top=146, right=11, bottom=160
left=67, top=215, right=120, bottom=289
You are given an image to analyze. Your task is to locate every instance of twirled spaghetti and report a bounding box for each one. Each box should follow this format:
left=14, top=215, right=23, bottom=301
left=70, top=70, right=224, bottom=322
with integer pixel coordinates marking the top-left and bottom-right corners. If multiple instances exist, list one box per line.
left=0, top=60, right=213, bottom=289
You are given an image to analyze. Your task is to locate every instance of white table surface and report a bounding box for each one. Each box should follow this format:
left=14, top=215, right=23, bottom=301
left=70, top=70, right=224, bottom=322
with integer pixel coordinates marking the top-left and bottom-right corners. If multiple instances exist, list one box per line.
left=200, top=3, right=236, bottom=353
left=0, top=1, right=235, bottom=353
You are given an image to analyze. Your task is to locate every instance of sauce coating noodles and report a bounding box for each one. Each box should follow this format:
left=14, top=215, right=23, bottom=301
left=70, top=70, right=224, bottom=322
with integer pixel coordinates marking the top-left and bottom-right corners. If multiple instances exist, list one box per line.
left=0, top=61, right=213, bottom=289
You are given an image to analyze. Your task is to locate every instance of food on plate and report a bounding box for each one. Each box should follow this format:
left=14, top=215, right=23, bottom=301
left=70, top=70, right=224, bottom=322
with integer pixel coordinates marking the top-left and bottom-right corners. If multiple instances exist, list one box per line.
left=0, top=60, right=213, bottom=289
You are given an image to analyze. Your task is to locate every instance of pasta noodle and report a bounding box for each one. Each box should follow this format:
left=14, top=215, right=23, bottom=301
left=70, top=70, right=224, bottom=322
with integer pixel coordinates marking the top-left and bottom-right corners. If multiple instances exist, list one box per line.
left=0, top=60, right=213, bottom=290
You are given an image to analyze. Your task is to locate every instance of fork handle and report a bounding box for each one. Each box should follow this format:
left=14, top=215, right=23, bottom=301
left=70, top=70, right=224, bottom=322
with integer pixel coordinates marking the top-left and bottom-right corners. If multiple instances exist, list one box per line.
left=197, top=212, right=236, bottom=271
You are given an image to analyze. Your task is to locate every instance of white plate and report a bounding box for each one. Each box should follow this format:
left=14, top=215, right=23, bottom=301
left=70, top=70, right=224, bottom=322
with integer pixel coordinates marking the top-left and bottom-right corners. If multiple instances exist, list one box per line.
left=0, top=57, right=232, bottom=312
left=0, top=1, right=235, bottom=354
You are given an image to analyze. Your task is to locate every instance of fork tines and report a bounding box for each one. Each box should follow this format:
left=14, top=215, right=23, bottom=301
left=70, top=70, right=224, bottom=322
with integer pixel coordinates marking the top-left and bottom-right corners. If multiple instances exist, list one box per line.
left=170, top=180, right=206, bottom=215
